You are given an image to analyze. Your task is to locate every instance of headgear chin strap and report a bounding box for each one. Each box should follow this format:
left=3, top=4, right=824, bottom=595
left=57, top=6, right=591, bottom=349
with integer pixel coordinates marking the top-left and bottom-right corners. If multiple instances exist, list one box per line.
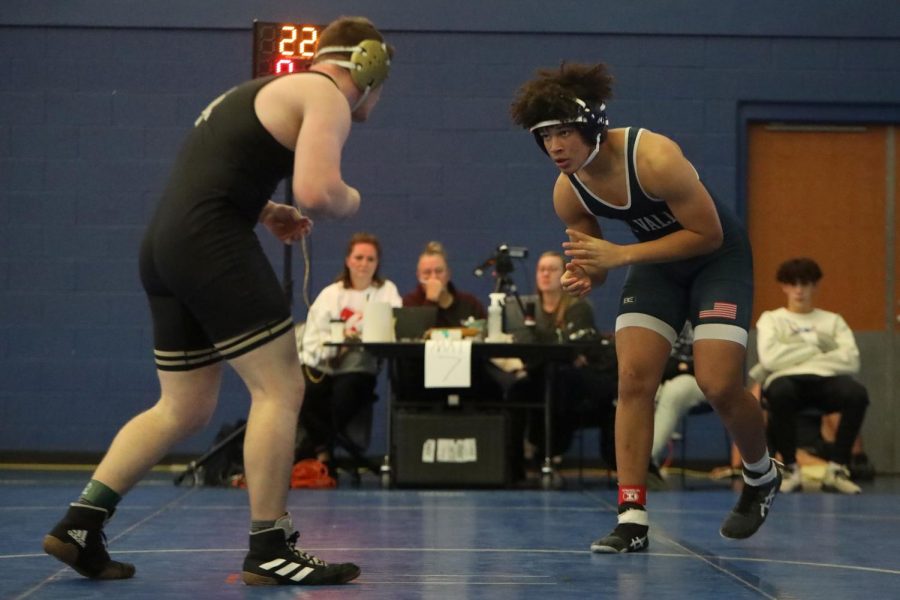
left=529, top=97, right=609, bottom=169
left=315, top=39, right=391, bottom=111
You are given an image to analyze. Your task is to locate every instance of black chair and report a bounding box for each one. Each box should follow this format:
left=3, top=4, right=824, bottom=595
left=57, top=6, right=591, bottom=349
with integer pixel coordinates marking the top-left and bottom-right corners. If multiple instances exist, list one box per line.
left=331, top=401, right=381, bottom=482
left=295, top=399, right=381, bottom=484
left=675, top=402, right=732, bottom=489
left=294, top=323, right=381, bottom=483
left=571, top=396, right=617, bottom=489
left=573, top=421, right=616, bottom=489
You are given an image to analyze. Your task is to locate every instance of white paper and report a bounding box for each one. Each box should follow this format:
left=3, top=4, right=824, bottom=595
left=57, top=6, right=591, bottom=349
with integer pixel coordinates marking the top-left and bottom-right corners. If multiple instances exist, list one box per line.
left=424, top=339, right=471, bottom=388
left=421, top=439, right=436, bottom=463
left=436, top=438, right=477, bottom=462
left=420, top=438, right=477, bottom=463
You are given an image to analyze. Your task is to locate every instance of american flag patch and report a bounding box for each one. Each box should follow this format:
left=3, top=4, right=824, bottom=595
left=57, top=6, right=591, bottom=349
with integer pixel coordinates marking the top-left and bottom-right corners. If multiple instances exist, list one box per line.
left=699, top=301, right=737, bottom=320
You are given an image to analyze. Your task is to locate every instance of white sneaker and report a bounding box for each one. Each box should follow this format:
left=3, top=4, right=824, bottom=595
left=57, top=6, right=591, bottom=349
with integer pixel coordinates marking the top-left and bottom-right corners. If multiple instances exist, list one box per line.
left=780, top=464, right=803, bottom=493
left=821, top=463, right=861, bottom=494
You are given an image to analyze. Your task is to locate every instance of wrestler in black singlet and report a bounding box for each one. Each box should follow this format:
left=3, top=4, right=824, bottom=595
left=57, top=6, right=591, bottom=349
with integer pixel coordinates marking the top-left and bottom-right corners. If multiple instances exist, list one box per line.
left=566, top=127, right=753, bottom=345
left=139, top=72, right=333, bottom=371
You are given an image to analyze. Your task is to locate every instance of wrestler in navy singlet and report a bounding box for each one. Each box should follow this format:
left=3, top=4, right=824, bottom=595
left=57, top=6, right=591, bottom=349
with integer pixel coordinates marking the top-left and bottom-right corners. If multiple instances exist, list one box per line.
left=566, top=127, right=753, bottom=344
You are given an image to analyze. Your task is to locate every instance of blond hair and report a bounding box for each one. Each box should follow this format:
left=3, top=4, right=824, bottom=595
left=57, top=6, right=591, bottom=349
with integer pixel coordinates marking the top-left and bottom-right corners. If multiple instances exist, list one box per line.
left=420, top=241, right=447, bottom=260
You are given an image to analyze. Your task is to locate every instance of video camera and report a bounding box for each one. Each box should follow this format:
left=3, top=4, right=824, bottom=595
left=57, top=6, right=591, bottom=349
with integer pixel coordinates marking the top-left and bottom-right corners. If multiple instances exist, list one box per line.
left=473, top=244, right=528, bottom=277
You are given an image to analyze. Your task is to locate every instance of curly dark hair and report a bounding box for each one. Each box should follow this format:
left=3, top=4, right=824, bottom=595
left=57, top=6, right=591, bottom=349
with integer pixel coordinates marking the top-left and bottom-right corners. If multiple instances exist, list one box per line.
left=510, top=63, right=614, bottom=129
left=776, top=257, right=823, bottom=285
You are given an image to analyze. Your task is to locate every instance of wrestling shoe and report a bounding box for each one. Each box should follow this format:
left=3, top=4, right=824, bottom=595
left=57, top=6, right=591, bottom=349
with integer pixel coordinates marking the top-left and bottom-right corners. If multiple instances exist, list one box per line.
left=720, top=461, right=782, bottom=539
left=43, top=503, right=135, bottom=579
left=590, top=523, right=649, bottom=553
left=780, top=463, right=803, bottom=493
left=242, top=516, right=360, bottom=585
left=590, top=504, right=649, bottom=553
left=821, top=463, right=861, bottom=494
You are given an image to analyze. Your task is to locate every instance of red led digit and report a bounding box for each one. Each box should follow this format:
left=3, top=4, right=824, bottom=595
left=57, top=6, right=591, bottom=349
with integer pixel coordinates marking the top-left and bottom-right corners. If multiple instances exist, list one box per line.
left=275, top=59, right=295, bottom=74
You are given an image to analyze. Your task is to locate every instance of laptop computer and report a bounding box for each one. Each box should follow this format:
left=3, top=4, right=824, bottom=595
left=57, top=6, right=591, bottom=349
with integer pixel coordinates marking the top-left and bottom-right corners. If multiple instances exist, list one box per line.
left=393, top=306, right=438, bottom=341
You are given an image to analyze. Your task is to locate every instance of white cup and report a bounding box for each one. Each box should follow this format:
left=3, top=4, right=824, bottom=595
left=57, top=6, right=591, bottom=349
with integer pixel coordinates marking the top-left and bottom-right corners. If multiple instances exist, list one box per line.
left=362, top=301, right=395, bottom=342
left=329, top=320, right=344, bottom=343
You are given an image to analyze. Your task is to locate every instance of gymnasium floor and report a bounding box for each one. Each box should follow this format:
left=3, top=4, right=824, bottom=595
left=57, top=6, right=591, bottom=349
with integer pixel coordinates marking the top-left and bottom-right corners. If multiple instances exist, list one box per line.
left=2, top=469, right=898, bottom=600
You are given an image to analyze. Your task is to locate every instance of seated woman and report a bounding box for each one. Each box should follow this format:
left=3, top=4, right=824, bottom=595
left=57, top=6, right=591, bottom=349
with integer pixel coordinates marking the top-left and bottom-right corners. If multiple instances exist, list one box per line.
left=298, top=232, right=402, bottom=474
left=505, top=251, right=618, bottom=472
left=395, top=241, right=503, bottom=405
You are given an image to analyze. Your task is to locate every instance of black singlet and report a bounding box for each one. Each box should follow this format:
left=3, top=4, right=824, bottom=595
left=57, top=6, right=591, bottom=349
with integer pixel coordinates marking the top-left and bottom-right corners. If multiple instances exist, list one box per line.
left=139, top=72, right=337, bottom=370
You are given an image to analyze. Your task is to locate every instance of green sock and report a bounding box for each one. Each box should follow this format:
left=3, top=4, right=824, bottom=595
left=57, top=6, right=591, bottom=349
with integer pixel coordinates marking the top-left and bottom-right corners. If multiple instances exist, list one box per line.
left=78, top=479, right=122, bottom=512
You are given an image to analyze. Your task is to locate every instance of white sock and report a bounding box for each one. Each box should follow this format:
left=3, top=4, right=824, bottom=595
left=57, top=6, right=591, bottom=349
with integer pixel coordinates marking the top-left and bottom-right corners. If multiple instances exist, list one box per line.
left=742, top=453, right=771, bottom=474
left=742, top=454, right=776, bottom=486
left=618, top=508, right=649, bottom=527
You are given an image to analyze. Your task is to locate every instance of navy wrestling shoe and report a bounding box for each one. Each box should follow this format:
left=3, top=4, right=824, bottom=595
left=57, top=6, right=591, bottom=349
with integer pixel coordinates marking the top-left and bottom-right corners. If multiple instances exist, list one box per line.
left=720, top=460, right=782, bottom=539
left=591, top=503, right=650, bottom=553
left=590, top=522, right=650, bottom=553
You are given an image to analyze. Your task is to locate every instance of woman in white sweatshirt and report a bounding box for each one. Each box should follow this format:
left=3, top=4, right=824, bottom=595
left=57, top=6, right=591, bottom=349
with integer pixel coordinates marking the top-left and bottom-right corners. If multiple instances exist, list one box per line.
left=755, top=257, right=868, bottom=494
left=298, top=232, right=402, bottom=472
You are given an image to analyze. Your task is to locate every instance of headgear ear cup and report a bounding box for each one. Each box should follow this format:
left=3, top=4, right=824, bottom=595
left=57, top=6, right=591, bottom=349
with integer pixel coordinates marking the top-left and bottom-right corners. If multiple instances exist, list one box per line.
left=315, top=40, right=391, bottom=91
left=572, top=98, right=609, bottom=146
left=348, top=40, right=390, bottom=89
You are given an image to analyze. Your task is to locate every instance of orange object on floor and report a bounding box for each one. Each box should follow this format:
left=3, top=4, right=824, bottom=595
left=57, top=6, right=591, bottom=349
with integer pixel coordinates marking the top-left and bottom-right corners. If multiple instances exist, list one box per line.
left=290, top=458, right=337, bottom=489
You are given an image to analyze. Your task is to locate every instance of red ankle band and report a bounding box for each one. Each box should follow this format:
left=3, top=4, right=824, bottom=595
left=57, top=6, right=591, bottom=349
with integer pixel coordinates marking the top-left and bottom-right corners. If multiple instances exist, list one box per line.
left=618, top=485, right=647, bottom=507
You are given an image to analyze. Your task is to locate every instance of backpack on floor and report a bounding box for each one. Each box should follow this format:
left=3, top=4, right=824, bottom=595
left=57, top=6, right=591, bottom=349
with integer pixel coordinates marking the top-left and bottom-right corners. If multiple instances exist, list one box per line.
left=199, top=419, right=247, bottom=486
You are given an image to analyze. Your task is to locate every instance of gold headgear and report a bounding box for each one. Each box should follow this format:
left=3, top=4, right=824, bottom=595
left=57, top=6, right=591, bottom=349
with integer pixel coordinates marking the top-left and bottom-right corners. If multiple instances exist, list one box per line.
left=315, top=39, right=391, bottom=91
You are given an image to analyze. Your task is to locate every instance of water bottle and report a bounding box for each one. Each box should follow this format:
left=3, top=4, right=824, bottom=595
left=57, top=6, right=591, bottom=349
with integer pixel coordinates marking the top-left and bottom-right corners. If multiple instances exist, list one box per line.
left=486, top=293, right=505, bottom=341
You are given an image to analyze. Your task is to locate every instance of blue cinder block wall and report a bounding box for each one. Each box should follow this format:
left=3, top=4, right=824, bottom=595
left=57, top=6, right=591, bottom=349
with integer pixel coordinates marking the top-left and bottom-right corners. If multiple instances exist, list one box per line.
left=1, top=1, right=898, bottom=460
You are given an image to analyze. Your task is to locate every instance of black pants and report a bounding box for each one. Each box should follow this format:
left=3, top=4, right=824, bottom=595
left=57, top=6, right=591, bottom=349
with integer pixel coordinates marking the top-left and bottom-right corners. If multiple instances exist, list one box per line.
left=765, top=374, right=868, bottom=466
left=297, top=367, right=376, bottom=458
left=508, top=364, right=617, bottom=467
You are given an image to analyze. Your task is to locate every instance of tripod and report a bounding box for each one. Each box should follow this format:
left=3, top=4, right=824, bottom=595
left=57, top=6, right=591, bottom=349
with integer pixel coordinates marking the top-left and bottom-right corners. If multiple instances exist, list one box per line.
left=492, top=270, right=530, bottom=325
left=173, top=423, right=246, bottom=486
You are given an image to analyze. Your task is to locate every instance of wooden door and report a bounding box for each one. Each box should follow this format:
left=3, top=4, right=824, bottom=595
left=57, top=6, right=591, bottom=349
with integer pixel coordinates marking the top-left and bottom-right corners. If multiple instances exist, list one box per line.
left=747, top=123, right=898, bottom=472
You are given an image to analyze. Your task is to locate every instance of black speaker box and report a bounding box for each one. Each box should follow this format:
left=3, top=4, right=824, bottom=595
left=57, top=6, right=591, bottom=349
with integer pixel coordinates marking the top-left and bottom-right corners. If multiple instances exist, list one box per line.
left=392, top=410, right=510, bottom=488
